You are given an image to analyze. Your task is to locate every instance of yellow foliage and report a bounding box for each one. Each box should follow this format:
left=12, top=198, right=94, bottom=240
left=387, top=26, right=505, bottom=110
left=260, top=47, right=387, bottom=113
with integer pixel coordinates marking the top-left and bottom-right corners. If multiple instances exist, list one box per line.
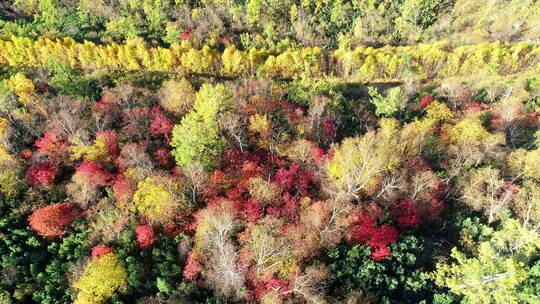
left=0, top=164, right=21, bottom=198
left=449, top=118, right=493, bottom=145
left=73, top=253, right=127, bottom=304
left=132, top=175, right=186, bottom=222
left=158, top=78, right=195, bottom=116
left=6, top=72, right=35, bottom=106
left=328, top=119, right=402, bottom=199
left=0, top=118, right=8, bottom=143
left=425, top=100, right=454, bottom=122
left=69, top=135, right=109, bottom=162
left=221, top=45, right=247, bottom=76
left=1, top=36, right=539, bottom=81
left=508, top=148, right=540, bottom=181
left=248, top=114, right=271, bottom=135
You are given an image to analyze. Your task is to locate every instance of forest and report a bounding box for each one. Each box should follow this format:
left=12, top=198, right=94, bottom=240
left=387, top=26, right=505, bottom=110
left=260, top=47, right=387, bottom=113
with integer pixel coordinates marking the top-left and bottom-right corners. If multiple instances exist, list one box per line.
left=0, top=0, right=539, bottom=303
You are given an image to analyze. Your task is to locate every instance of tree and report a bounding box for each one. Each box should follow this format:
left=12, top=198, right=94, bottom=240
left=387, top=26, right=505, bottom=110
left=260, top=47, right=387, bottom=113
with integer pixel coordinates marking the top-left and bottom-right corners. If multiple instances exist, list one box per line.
left=171, top=83, right=234, bottom=171
left=239, top=216, right=296, bottom=280
left=73, top=253, right=128, bottom=304
left=507, top=148, right=540, bottom=181
left=193, top=200, right=245, bottom=300
left=458, top=167, right=515, bottom=224
left=26, top=162, right=58, bottom=186
left=350, top=211, right=399, bottom=261
left=443, top=117, right=504, bottom=178
left=434, top=219, right=540, bottom=304
left=135, top=224, right=155, bottom=250
left=149, top=106, right=174, bottom=139
left=513, top=181, right=540, bottom=231
left=132, top=175, right=187, bottom=223
left=6, top=72, right=36, bottom=106
left=368, top=87, right=404, bottom=117
left=327, top=118, right=402, bottom=200
left=28, top=203, right=80, bottom=239
left=326, top=236, right=432, bottom=303
left=158, top=78, right=195, bottom=117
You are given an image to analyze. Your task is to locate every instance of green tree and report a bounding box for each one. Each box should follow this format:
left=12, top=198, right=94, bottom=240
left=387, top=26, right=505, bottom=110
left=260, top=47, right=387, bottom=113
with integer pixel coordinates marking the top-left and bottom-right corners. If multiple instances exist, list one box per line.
left=368, top=86, right=404, bottom=117
left=325, top=235, right=435, bottom=303
left=171, top=83, right=234, bottom=171
left=434, top=219, right=540, bottom=304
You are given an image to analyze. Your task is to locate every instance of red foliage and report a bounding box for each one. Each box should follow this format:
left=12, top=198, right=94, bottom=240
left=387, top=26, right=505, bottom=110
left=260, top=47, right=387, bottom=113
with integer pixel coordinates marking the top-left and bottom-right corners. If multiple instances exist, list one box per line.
left=94, top=93, right=118, bottom=118
left=35, top=81, right=52, bottom=93
left=28, top=203, right=79, bottom=238
left=418, top=95, right=434, bottom=108
left=164, top=210, right=195, bottom=237
left=312, top=147, right=325, bottom=164
left=393, top=199, right=420, bottom=229
left=428, top=198, right=444, bottom=222
left=526, top=111, right=538, bottom=126
left=135, top=224, right=156, bottom=250
left=274, top=164, right=300, bottom=192
left=274, top=163, right=316, bottom=197
left=243, top=199, right=263, bottom=224
left=150, top=106, right=174, bottom=139
left=112, top=173, right=133, bottom=206
left=76, top=160, right=112, bottom=187
left=183, top=252, right=201, bottom=281
left=350, top=211, right=398, bottom=261
left=370, top=246, right=391, bottom=262
left=281, top=192, right=299, bottom=221
left=26, top=162, right=58, bottom=186
left=20, top=148, right=32, bottom=159
left=422, top=181, right=446, bottom=222
left=266, top=278, right=290, bottom=295
left=92, top=244, right=113, bottom=259
left=322, top=117, right=336, bottom=141
left=467, top=102, right=487, bottom=113
left=96, top=130, right=120, bottom=157
left=35, top=131, right=65, bottom=158
left=154, top=148, right=172, bottom=166
left=280, top=101, right=306, bottom=125
left=180, top=27, right=192, bottom=40
left=410, top=157, right=432, bottom=171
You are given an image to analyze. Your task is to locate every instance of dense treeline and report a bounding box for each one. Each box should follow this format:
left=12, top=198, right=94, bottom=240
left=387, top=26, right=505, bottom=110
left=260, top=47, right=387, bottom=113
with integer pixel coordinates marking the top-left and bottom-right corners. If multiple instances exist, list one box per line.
left=1, top=37, right=540, bottom=81
left=1, top=1, right=540, bottom=304
left=2, top=0, right=540, bottom=49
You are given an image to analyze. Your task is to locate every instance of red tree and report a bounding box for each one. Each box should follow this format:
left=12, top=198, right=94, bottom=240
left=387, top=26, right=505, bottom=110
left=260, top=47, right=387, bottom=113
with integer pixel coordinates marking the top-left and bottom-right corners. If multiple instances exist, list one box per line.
left=135, top=224, right=155, bottom=250
left=91, top=244, right=113, bottom=259
left=96, top=130, right=120, bottom=158
left=35, top=131, right=65, bottom=158
left=75, top=160, right=112, bottom=187
left=393, top=199, right=420, bottom=229
left=26, top=162, right=58, bottom=186
left=112, top=172, right=133, bottom=206
left=418, top=95, right=434, bottom=108
left=243, top=199, right=262, bottom=224
left=350, top=210, right=399, bottom=261
left=28, top=203, right=79, bottom=238
left=154, top=148, right=172, bottom=166
left=150, top=106, right=174, bottom=139
left=183, top=252, right=201, bottom=280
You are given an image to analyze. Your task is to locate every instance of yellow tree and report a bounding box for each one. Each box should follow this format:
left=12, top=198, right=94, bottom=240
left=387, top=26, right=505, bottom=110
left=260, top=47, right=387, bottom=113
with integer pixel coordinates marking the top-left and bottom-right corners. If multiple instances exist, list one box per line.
left=132, top=175, right=187, bottom=223
left=73, top=253, right=127, bottom=304
left=327, top=118, right=402, bottom=200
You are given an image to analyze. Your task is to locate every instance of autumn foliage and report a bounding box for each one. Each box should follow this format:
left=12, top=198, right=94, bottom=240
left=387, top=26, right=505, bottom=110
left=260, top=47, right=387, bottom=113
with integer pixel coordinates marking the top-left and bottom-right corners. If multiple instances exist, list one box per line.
left=135, top=224, right=155, bottom=250
left=28, top=203, right=79, bottom=238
